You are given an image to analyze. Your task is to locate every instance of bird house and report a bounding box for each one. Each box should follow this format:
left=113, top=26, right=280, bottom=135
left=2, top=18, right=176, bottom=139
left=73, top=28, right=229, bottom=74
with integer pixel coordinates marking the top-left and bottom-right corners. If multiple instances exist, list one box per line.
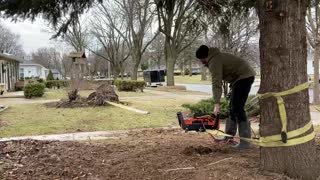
left=68, top=51, right=87, bottom=79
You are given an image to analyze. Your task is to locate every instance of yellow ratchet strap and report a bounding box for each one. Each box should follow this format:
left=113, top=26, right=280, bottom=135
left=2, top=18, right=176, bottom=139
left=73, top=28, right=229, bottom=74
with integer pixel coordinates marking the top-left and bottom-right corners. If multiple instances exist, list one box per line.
left=207, top=82, right=315, bottom=147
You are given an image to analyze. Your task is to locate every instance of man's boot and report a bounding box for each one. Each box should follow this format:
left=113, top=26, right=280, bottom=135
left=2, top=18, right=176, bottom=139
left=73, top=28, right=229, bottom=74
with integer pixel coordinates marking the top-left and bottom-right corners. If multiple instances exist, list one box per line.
left=215, top=118, right=237, bottom=142
left=232, top=121, right=253, bottom=150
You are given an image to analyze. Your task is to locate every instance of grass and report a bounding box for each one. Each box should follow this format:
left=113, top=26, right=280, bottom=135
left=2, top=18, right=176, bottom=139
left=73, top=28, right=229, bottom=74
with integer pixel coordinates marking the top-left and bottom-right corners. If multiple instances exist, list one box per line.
left=173, top=75, right=211, bottom=85
left=0, top=98, right=195, bottom=137
left=145, top=87, right=209, bottom=95
left=41, top=89, right=154, bottom=100
left=139, top=75, right=210, bottom=85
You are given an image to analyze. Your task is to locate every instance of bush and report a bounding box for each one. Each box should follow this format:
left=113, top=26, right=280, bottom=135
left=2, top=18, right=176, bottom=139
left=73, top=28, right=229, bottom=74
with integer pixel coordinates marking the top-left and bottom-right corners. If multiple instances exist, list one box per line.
left=37, top=79, right=44, bottom=83
left=184, top=68, right=190, bottom=75
left=182, top=95, right=260, bottom=118
left=47, top=70, right=54, bottom=81
left=45, top=80, right=68, bottom=89
left=114, top=80, right=145, bottom=92
left=24, top=83, right=45, bottom=98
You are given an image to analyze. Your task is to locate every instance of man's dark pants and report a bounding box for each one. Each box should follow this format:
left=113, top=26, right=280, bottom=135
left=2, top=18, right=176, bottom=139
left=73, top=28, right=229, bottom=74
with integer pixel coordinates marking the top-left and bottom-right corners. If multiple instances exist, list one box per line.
left=226, top=76, right=255, bottom=136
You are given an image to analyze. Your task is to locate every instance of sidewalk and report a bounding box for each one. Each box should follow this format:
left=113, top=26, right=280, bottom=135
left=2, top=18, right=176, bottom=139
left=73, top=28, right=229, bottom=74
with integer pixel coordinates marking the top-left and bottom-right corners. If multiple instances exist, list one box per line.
left=0, top=91, right=24, bottom=98
left=1, top=114, right=319, bottom=142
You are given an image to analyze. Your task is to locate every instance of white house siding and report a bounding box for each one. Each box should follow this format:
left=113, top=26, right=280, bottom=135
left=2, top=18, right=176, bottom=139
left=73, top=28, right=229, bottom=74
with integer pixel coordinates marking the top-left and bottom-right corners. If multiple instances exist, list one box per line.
left=20, top=64, right=48, bottom=80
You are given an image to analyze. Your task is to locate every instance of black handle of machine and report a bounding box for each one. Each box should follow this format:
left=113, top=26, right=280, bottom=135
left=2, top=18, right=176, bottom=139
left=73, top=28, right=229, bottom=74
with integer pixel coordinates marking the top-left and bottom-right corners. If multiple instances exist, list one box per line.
left=177, top=112, right=186, bottom=129
left=212, top=113, right=220, bottom=129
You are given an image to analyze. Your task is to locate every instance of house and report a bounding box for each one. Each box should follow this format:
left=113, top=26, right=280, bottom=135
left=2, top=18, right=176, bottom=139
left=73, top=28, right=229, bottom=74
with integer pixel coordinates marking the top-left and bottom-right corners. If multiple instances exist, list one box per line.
left=51, top=69, right=63, bottom=80
left=20, top=61, right=49, bottom=80
left=0, top=53, right=22, bottom=91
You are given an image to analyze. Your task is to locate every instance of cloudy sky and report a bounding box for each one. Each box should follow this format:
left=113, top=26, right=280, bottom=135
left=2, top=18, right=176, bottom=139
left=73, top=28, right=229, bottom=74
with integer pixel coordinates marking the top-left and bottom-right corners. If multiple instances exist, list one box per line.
left=3, top=18, right=55, bottom=54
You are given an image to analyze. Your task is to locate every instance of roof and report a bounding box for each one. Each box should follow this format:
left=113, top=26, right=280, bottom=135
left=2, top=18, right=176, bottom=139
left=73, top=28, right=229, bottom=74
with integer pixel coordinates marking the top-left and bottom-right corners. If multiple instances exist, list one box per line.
left=20, top=61, right=47, bottom=69
left=68, top=51, right=86, bottom=58
left=0, top=53, right=23, bottom=63
left=51, top=69, right=61, bottom=74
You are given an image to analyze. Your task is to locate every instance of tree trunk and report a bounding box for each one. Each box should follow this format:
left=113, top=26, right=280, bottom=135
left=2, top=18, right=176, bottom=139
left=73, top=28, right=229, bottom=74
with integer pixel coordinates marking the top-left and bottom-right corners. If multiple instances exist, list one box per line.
left=131, top=51, right=142, bottom=80
left=189, top=60, right=192, bottom=77
left=257, top=0, right=319, bottom=179
left=157, top=59, right=161, bottom=70
left=166, top=57, right=175, bottom=86
left=181, top=58, right=185, bottom=77
left=132, top=63, right=139, bottom=80
left=165, top=38, right=177, bottom=86
left=223, top=81, right=228, bottom=98
left=112, top=64, right=120, bottom=80
left=201, top=66, right=207, bottom=81
left=313, top=45, right=320, bottom=104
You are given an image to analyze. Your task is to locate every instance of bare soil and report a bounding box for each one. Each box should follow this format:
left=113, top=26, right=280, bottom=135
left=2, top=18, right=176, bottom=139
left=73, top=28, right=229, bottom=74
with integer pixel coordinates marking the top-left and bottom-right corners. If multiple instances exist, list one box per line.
left=0, top=128, right=316, bottom=180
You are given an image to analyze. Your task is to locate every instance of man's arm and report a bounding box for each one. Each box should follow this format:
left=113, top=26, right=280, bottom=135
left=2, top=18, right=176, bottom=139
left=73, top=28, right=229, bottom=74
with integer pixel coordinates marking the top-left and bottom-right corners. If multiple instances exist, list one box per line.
left=211, top=61, right=223, bottom=104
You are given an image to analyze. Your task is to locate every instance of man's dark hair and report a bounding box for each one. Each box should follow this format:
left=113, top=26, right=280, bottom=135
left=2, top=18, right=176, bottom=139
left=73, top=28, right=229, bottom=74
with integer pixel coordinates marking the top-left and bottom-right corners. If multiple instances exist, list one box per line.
left=196, top=45, right=209, bottom=59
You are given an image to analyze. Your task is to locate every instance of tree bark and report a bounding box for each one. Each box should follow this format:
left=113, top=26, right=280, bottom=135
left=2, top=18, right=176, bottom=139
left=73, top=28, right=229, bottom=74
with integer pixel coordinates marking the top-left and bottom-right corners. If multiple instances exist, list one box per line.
left=131, top=50, right=142, bottom=80
left=313, top=45, right=320, bottom=104
left=189, top=59, right=192, bottom=76
left=223, top=81, right=228, bottom=98
left=132, top=63, right=139, bottom=80
left=166, top=57, right=176, bottom=86
left=112, top=64, right=120, bottom=80
left=257, top=0, right=319, bottom=179
left=165, top=38, right=177, bottom=86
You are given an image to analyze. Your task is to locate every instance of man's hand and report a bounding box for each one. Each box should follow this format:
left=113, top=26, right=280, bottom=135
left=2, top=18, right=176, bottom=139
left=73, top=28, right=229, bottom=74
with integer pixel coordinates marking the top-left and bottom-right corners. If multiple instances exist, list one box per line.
left=214, top=104, right=220, bottom=116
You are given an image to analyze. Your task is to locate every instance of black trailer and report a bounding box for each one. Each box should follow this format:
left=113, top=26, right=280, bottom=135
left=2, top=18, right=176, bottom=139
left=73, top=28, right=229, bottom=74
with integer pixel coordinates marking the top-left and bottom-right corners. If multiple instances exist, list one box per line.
left=143, top=70, right=165, bottom=87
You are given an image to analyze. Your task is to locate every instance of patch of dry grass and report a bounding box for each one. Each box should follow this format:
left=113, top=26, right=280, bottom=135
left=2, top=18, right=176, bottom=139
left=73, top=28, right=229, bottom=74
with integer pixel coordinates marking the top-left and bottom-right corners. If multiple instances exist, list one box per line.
left=0, top=98, right=195, bottom=137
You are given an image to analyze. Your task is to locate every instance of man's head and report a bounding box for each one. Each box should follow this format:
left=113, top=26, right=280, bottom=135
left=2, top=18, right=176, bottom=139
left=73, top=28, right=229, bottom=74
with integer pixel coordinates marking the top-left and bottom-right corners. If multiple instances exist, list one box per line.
left=196, top=45, right=209, bottom=66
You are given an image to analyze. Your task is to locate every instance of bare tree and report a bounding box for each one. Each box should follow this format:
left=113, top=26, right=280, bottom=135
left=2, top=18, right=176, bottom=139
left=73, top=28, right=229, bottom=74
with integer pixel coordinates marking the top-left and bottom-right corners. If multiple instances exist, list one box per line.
left=147, top=34, right=165, bottom=70
left=60, top=53, right=73, bottom=79
left=31, top=48, right=58, bottom=69
left=155, top=0, right=204, bottom=86
left=88, top=2, right=130, bottom=79
left=307, top=2, right=320, bottom=104
left=176, top=41, right=201, bottom=77
left=56, top=19, right=89, bottom=52
left=0, top=22, right=25, bottom=57
left=110, top=0, right=159, bottom=80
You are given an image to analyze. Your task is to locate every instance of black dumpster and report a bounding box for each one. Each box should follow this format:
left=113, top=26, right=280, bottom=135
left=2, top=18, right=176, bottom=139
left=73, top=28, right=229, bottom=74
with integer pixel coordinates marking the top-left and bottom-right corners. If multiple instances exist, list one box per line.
left=143, top=70, right=165, bottom=86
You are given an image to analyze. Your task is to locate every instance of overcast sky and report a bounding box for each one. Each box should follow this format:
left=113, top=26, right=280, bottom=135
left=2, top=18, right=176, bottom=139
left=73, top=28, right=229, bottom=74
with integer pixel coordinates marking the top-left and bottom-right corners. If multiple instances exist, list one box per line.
left=2, top=18, right=55, bottom=54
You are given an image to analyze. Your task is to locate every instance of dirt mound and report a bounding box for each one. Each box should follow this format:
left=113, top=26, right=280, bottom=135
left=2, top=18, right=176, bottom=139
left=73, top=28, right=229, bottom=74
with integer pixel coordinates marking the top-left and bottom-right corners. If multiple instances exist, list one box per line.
left=87, top=84, right=119, bottom=105
left=46, top=84, right=119, bottom=108
left=0, top=129, right=302, bottom=180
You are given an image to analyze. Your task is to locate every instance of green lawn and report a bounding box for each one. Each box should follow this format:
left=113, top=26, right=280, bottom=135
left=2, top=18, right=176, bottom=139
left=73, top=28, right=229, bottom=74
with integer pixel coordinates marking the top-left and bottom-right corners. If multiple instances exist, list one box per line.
left=139, top=75, right=210, bottom=85
left=145, top=87, right=209, bottom=95
left=173, top=75, right=211, bottom=85
left=0, top=98, right=195, bottom=137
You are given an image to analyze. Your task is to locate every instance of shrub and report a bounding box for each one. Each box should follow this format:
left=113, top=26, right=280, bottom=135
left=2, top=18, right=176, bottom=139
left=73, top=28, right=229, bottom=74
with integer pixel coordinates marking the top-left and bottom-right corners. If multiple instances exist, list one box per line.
left=184, top=68, right=190, bottom=75
left=45, top=80, right=68, bottom=89
left=182, top=95, right=260, bottom=118
left=47, top=70, right=54, bottom=80
left=114, top=80, right=145, bottom=92
left=37, top=79, right=44, bottom=83
left=24, top=83, right=45, bottom=98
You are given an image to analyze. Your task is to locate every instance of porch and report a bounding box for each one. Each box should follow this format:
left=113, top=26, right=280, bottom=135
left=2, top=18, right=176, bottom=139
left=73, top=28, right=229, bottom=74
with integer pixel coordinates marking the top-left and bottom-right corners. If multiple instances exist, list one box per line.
left=0, top=53, right=22, bottom=93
